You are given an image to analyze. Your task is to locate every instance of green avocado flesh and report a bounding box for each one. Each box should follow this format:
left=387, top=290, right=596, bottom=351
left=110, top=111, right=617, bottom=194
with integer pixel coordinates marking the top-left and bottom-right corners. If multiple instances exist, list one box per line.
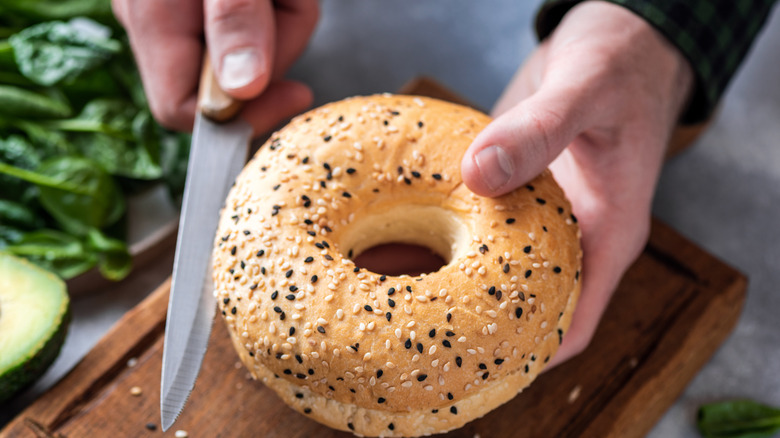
left=0, top=252, right=70, bottom=402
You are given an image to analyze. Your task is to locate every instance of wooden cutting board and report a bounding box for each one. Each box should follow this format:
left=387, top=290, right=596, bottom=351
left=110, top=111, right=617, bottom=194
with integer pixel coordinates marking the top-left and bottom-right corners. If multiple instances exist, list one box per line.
left=1, top=79, right=742, bottom=438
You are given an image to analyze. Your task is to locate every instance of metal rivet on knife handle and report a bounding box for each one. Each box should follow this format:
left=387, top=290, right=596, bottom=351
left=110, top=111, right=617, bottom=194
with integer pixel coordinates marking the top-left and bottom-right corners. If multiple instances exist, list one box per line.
left=198, top=51, right=243, bottom=123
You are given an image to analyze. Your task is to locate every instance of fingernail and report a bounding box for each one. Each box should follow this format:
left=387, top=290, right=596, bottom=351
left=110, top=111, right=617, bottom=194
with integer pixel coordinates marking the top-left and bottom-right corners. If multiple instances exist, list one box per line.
left=220, top=48, right=265, bottom=90
left=474, top=145, right=514, bottom=192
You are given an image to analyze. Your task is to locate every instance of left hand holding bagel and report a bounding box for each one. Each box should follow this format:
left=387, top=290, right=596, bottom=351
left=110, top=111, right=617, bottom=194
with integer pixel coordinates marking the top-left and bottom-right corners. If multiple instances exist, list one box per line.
left=461, top=1, right=694, bottom=368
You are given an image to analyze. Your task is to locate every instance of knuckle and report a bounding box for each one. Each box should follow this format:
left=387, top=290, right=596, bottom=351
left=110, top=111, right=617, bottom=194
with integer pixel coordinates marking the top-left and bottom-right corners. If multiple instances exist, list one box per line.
left=526, top=106, right=567, bottom=158
left=208, top=0, right=257, bottom=25
left=149, top=100, right=187, bottom=131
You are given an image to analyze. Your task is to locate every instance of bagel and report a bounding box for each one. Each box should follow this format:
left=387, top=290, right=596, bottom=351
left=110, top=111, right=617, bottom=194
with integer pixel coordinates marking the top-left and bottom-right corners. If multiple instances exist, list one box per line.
left=212, top=94, right=582, bottom=437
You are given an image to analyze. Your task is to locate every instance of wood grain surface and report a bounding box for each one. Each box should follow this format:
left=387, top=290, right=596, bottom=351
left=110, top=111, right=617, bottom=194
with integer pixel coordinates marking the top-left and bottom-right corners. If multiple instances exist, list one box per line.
left=1, top=79, right=738, bottom=438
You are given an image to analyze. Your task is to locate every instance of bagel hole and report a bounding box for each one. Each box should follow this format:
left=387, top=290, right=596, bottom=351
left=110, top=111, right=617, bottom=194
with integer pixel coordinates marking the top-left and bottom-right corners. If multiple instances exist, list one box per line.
left=353, top=243, right=447, bottom=277
left=338, top=205, right=469, bottom=277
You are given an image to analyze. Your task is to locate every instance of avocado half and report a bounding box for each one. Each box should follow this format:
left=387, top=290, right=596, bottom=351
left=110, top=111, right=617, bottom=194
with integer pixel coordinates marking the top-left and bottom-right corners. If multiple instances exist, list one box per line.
left=0, top=252, right=70, bottom=403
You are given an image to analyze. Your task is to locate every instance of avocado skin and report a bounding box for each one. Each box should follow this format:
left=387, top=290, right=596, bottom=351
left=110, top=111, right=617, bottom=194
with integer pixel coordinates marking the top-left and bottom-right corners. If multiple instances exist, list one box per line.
left=0, top=306, right=70, bottom=403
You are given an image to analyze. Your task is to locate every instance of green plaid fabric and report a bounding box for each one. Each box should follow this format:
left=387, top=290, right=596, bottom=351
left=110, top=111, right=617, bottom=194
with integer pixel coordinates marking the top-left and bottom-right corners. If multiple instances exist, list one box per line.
left=535, top=0, right=777, bottom=123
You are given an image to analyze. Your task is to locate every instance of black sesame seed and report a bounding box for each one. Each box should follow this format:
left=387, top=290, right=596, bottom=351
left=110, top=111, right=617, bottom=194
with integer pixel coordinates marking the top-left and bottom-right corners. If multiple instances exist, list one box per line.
left=295, top=354, right=303, bottom=363
left=353, top=267, right=360, bottom=273
left=342, top=191, right=352, bottom=198
left=525, top=270, right=532, bottom=278
left=388, top=299, right=395, bottom=307
left=506, top=218, right=516, bottom=224
left=558, top=329, right=564, bottom=344
left=348, top=423, right=354, bottom=431
left=230, top=246, right=237, bottom=256
left=231, top=307, right=237, bottom=315
left=280, top=312, right=286, bottom=320
left=311, top=275, right=318, bottom=283
left=553, top=266, right=562, bottom=273
left=347, top=168, right=356, bottom=174
left=446, top=330, right=455, bottom=337
left=364, top=305, right=373, bottom=312
left=404, top=177, right=412, bottom=185
left=273, top=306, right=282, bottom=313
left=308, top=368, right=314, bottom=375
left=442, top=340, right=452, bottom=348
left=286, top=294, right=295, bottom=301
left=378, top=397, right=386, bottom=404
left=289, top=327, right=295, bottom=335
left=515, top=307, right=523, bottom=318
left=329, top=385, right=336, bottom=391
left=557, top=206, right=564, bottom=214
left=249, top=283, right=258, bottom=290
left=525, top=365, right=530, bottom=373
left=326, top=172, right=332, bottom=180
left=271, top=291, right=278, bottom=300
left=388, top=423, right=395, bottom=430
left=523, top=245, right=532, bottom=254
left=307, top=230, right=316, bottom=236
left=488, top=286, right=496, bottom=295
left=496, top=289, right=502, bottom=300
left=388, top=287, right=396, bottom=295
left=543, top=226, right=548, bottom=232
left=223, top=297, right=230, bottom=304
left=321, top=241, right=330, bottom=248
left=571, top=213, right=578, bottom=223
left=304, top=219, right=313, bottom=225
left=456, top=356, right=462, bottom=367
left=432, top=173, right=442, bottom=180
left=405, top=339, right=412, bottom=349
left=386, top=312, right=392, bottom=321
left=145, top=423, right=157, bottom=431
left=315, top=243, right=324, bottom=249
left=273, top=184, right=281, bottom=191
left=302, top=156, right=310, bottom=163
left=323, top=135, right=332, bottom=142
left=503, top=264, right=510, bottom=273
left=304, top=408, right=312, bottom=414
left=447, top=313, right=452, bottom=322
left=406, top=286, right=412, bottom=292
left=284, top=369, right=292, bottom=375
left=324, top=254, right=333, bottom=261
left=495, top=358, right=505, bottom=365
left=418, top=121, right=424, bottom=128
left=416, top=343, right=423, bottom=353
left=290, top=285, right=298, bottom=292
left=261, top=267, right=266, bottom=275
left=478, top=363, right=487, bottom=370
left=304, top=256, right=314, bottom=263
left=451, top=406, right=458, bottom=414
left=482, top=372, right=489, bottom=380
left=411, top=171, right=421, bottom=178
left=526, top=184, right=535, bottom=191
left=432, top=409, right=439, bottom=413
left=417, top=374, right=428, bottom=382
left=429, top=329, right=436, bottom=338
left=285, top=269, right=293, bottom=278
left=383, top=120, right=389, bottom=126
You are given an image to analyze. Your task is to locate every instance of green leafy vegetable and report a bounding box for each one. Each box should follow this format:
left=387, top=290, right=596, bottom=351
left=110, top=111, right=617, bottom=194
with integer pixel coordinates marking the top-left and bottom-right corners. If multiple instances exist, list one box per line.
left=697, top=400, right=780, bottom=438
left=0, top=84, right=71, bottom=118
left=3, top=229, right=97, bottom=279
left=9, top=18, right=121, bottom=86
left=0, top=5, right=191, bottom=282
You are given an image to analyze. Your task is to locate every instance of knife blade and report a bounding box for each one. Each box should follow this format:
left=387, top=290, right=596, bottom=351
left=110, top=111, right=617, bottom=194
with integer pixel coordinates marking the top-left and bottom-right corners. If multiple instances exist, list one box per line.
left=160, top=55, right=251, bottom=432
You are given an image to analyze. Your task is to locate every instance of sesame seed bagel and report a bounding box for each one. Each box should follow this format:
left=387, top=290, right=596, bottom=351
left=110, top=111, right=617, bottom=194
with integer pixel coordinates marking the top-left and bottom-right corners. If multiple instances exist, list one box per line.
left=213, top=94, right=582, bottom=437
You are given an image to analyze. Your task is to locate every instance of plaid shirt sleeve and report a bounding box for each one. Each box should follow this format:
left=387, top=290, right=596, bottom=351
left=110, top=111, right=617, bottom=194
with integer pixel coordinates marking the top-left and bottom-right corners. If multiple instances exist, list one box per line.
left=535, top=0, right=777, bottom=123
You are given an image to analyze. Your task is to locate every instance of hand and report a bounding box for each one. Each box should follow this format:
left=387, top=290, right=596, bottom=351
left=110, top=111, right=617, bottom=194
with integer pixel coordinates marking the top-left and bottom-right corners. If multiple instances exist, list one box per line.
left=113, top=0, right=319, bottom=134
left=461, top=1, right=693, bottom=367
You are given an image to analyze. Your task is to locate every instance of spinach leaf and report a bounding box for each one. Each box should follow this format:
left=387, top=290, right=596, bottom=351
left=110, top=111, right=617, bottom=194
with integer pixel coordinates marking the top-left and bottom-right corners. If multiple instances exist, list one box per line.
left=3, top=229, right=96, bottom=278
left=0, top=0, right=115, bottom=24
left=0, top=157, right=125, bottom=235
left=0, top=224, right=24, bottom=248
left=698, top=400, right=780, bottom=438
left=36, top=156, right=125, bottom=235
left=9, top=18, right=121, bottom=86
left=46, top=99, right=163, bottom=179
left=86, top=228, right=130, bottom=280
left=0, top=84, right=71, bottom=118
left=0, top=198, right=43, bottom=228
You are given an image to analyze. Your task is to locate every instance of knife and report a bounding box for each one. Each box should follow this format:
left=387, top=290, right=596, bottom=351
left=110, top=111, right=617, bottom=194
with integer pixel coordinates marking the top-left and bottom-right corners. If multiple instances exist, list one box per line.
left=160, top=54, right=252, bottom=432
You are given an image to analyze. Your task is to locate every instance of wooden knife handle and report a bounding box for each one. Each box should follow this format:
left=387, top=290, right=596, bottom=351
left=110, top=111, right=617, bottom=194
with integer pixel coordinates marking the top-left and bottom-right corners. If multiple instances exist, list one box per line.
left=198, top=52, right=243, bottom=122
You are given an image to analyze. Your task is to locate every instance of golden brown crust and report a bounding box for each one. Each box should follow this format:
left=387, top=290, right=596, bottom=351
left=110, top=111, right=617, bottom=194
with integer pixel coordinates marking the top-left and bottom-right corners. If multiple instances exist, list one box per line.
left=213, top=95, right=582, bottom=436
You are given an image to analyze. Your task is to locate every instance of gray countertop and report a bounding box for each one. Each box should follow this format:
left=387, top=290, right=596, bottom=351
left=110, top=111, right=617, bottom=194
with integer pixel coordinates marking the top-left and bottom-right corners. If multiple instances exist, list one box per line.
left=3, top=1, right=779, bottom=436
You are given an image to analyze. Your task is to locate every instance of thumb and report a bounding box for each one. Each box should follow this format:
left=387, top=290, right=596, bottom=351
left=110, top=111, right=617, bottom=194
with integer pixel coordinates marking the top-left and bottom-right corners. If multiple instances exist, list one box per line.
left=461, top=88, right=591, bottom=197
left=205, top=0, right=275, bottom=99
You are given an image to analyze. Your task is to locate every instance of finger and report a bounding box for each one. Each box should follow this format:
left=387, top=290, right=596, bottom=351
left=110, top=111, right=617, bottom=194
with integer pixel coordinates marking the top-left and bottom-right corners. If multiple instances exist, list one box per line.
left=241, top=79, right=313, bottom=136
left=461, top=84, right=596, bottom=197
left=271, top=0, right=320, bottom=78
left=115, top=0, right=203, bottom=131
left=205, top=0, right=275, bottom=99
